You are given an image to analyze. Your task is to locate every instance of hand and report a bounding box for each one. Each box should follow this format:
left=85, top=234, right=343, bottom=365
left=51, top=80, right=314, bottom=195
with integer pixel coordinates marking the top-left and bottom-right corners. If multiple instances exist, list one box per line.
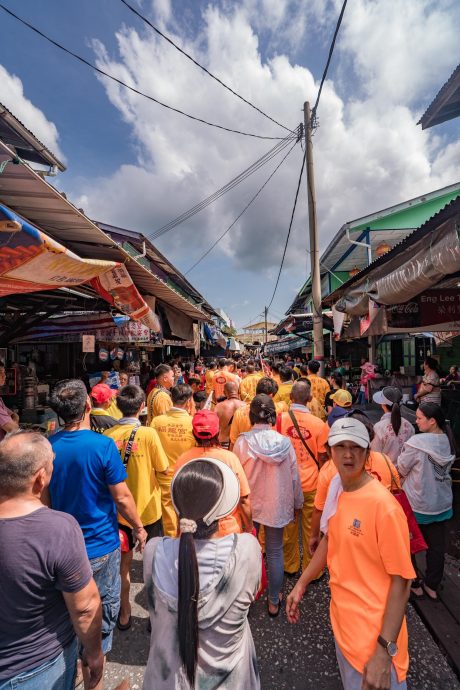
left=132, top=526, right=148, bottom=553
left=82, top=648, right=104, bottom=689
left=308, top=535, right=320, bottom=556
left=11, top=412, right=19, bottom=423
left=285, top=580, right=307, bottom=624
left=362, top=647, right=392, bottom=690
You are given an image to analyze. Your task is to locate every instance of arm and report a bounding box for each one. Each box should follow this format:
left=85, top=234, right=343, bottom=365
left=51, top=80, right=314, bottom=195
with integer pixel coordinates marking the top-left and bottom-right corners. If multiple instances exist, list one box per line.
left=362, top=576, right=411, bottom=690
left=108, top=482, right=147, bottom=552
left=238, top=494, right=253, bottom=533
left=308, top=507, right=322, bottom=555
left=1, top=419, right=19, bottom=434
left=286, top=535, right=328, bottom=623
left=63, top=579, right=103, bottom=689
left=395, top=445, right=418, bottom=480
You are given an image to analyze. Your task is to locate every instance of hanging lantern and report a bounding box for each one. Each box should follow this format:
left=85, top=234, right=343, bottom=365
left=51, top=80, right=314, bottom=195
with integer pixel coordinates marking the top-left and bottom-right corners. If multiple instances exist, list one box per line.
left=375, top=241, right=391, bottom=257
left=349, top=267, right=360, bottom=277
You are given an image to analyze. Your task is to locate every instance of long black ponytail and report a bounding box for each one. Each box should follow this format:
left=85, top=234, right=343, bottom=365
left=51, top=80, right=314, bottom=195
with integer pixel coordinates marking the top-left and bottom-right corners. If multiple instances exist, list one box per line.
left=172, top=461, right=223, bottom=686
left=389, top=403, right=402, bottom=436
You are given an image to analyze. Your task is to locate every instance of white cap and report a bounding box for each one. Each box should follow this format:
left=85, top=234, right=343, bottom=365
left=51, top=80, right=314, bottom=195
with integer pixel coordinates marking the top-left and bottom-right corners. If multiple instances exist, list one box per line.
left=171, top=457, right=240, bottom=526
left=328, top=418, right=370, bottom=449
left=373, top=387, right=402, bottom=406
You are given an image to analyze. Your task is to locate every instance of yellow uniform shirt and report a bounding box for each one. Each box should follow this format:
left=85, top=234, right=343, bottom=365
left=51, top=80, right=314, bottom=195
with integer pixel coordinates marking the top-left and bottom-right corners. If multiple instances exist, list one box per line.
left=309, top=396, right=327, bottom=422
left=106, top=398, right=122, bottom=420
left=150, top=409, right=197, bottom=468
left=205, top=369, right=216, bottom=395
left=239, top=373, right=262, bottom=402
left=229, top=400, right=288, bottom=446
left=104, top=423, right=169, bottom=526
left=146, top=387, right=172, bottom=424
left=307, top=374, right=330, bottom=407
left=273, top=382, right=293, bottom=406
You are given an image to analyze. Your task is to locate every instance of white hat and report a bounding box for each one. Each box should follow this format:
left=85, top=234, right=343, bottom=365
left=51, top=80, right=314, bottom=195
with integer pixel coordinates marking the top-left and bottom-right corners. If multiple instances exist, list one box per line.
left=328, top=418, right=370, bottom=449
left=171, top=457, right=240, bottom=526
left=373, top=387, right=402, bottom=406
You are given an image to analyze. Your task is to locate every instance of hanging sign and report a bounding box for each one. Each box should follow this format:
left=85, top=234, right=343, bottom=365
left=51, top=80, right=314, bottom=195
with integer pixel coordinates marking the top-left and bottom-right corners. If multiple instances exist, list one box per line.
left=82, top=334, right=95, bottom=352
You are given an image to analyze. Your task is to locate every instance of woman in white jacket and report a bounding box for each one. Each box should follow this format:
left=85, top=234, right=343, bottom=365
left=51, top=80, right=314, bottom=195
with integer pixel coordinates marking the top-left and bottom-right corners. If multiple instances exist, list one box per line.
left=397, top=403, right=455, bottom=601
left=233, top=394, right=304, bottom=617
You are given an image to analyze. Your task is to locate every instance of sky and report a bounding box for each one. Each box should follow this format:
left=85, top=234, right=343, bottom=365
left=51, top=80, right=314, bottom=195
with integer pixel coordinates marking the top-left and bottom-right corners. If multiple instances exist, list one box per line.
left=0, top=0, right=459, bottom=329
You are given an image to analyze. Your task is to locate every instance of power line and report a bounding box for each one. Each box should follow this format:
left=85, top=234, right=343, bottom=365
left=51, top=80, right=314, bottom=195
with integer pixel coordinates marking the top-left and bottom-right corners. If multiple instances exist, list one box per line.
left=148, top=130, right=299, bottom=241
left=120, top=0, right=295, bottom=135
left=0, top=3, right=287, bottom=141
left=311, top=0, right=348, bottom=126
left=266, top=152, right=305, bottom=310
left=185, top=140, right=298, bottom=275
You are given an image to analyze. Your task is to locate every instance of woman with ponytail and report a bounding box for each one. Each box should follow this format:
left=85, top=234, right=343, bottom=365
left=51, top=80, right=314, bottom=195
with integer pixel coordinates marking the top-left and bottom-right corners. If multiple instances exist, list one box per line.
left=233, top=394, right=304, bottom=616
left=142, top=458, right=261, bottom=689
left=397, top=403, right=455, bottom=601
left=371, top=387, right=414, bottom=463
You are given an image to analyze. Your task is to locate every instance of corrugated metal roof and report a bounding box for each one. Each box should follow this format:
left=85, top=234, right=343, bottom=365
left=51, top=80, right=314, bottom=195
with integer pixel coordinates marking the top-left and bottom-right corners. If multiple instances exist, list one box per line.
left=0, top=141, right=210, bottom=321
left=418, top=63, right=460, bottom=130
left=323, top=195, right=460, bottom=305
left=0, top=102, right=65, bottom=171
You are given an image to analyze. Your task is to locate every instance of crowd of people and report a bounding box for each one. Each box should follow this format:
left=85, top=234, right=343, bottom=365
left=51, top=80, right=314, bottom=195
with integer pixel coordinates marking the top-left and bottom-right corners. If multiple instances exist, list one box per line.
left=0, top=354, right=456, bottom=690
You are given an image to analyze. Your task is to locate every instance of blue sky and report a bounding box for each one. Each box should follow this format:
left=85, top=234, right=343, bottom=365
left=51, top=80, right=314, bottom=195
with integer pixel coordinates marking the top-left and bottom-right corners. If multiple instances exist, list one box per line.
left=1, top=0, right=459, bottom=328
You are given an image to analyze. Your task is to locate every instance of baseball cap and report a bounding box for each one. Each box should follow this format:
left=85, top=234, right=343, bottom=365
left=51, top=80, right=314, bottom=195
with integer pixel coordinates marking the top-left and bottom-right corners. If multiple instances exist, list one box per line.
left=330, top=389, right=353, bottom=408
left=171, top=457, right=240, bottom=526
left=192, top=410, right=220, bottom=439
left=373, top=386, right=403, bottom=406
left=91, top=383, right=115, bottom=404
left=328, top=418, right=370, bottom=449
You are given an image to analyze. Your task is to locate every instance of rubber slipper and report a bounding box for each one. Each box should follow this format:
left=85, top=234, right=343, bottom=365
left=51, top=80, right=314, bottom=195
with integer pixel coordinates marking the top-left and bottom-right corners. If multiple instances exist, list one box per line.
left=267, top=595, right=283, bottom=618
left=421, top=583, right=439, bottom=601
left=116, top=613, right=132, bottom=631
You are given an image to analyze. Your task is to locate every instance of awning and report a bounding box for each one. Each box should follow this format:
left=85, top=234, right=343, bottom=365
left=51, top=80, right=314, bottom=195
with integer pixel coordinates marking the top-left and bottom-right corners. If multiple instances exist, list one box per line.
left=264, top=335, right=312, bottom=355
left=0, top=141, right=210, bottom=321
left=10, top=312, right=151, bottom=343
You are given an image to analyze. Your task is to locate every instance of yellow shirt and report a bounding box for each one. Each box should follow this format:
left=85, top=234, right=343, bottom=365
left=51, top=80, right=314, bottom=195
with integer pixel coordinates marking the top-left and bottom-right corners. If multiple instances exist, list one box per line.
left=146, top=387, right=172, bottom=424
left=106, top=398, right=122, bottom=420
left=104, top=423, right=169, bottom=526
left=273, top=382, right=293, bottom=406
left=150, top=408, right=197, bottom=468
left=239, top=373, right=262, bottom=402
left=229, top=400, right=288, bottom=445
left=307, top=374, right=330, bottom=407
left=309, top=396, right=327, bottom=422
left=205, top=369, right=216, bottom=395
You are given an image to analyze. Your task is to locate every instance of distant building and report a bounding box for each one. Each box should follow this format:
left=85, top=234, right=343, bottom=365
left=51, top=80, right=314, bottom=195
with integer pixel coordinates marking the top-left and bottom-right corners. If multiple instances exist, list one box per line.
left=236, top=320, right=278, bottom=346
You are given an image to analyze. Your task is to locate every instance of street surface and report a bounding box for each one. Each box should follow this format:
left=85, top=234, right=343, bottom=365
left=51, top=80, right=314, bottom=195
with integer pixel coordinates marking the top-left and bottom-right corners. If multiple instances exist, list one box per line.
left=105, top=553, right=460, bottom=690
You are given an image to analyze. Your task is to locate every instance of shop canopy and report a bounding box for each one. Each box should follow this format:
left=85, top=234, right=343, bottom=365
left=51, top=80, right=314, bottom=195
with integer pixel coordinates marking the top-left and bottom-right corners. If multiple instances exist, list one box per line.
left=0, top=140, right=210, bottom=322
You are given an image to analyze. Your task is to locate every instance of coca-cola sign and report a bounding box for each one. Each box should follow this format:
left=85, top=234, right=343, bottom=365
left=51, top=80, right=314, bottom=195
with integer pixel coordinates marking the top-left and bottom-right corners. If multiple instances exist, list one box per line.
left=387, top=289, right=460, bottom=328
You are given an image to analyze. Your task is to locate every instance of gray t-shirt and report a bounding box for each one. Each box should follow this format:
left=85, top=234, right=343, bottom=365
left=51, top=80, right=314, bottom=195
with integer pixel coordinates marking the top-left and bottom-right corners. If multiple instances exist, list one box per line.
left=0, top=507, right=92, bottom=679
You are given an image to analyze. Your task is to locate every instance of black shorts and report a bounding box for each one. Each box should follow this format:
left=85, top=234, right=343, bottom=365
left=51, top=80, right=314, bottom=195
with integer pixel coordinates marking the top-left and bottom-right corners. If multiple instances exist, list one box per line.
left=118, top=518, right=163, bottom=551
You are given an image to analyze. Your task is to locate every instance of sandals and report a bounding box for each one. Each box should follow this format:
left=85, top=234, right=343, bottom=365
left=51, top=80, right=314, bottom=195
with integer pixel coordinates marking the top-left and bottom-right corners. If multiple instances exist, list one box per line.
left=267, top=594, right=283, bottom=618
left=421, top=582, right=439, bottom=601
left=116, top=613, right=132, bottom=631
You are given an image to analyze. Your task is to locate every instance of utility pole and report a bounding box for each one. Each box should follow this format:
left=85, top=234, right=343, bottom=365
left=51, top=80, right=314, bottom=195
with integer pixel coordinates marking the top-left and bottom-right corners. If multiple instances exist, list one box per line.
left=264, top=306, right=268, bottom=344
left=304, top=101, right=325, bottom=376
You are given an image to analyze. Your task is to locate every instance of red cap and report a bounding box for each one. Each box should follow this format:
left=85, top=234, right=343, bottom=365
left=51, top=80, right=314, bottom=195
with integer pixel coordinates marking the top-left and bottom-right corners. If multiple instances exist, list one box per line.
left=192, top=410, right=220, bottom=439
left=91, top=383, right=115, bottom=404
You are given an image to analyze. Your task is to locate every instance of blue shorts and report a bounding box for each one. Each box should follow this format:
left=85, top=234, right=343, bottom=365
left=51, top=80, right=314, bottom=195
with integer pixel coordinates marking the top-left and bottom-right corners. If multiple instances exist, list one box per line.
left=0, top=638, right=77, bottom=690
left=80, top=547, right=121, bottom=658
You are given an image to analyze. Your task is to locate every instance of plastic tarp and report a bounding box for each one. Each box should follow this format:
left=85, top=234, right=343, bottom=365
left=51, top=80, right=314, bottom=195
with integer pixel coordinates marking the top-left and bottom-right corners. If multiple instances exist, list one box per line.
left=162, top=304, right=194, bottom=340
left=334, top=214, right=460, bottom=316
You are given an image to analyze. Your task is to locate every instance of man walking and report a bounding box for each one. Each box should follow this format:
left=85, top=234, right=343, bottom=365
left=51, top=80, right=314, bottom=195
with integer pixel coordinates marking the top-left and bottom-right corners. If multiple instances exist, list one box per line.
left=306, top=360, right=330, bottom=408
left=146, top=364, right=175, bottom=423
left=212, top=358, right=239, bottom=402
left=104, top=384, right=170, bottom=630
left=90, top=383, right=118, bottom=433
left=215, top=381, right=247, bottom=449
left=150, top=384, right=197, bottom=535
left=0, top=431, right=103, bottom=690
left=277, top=380, right=329, bottom=575
left=48, top=379, right=147, bottom=689
left=239, top=362, right=262, bottom=402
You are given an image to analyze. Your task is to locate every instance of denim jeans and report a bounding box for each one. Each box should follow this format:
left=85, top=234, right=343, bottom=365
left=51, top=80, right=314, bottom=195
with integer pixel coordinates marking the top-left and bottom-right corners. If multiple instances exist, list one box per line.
left=0, top=638, right=77, bottom=690
left=80, top=546, right=121, bottom=657
left=256, top=523, right=284, bottom=606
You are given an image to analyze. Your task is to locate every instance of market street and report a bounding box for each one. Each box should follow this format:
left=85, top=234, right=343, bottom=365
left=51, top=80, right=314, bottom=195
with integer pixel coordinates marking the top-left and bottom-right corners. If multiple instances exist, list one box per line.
left=104, top=553, right=460, bottom=690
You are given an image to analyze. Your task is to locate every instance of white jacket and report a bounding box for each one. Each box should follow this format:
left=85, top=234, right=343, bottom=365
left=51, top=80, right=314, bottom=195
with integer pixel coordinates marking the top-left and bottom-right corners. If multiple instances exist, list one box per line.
left=397, top=433, right=454, bottom=515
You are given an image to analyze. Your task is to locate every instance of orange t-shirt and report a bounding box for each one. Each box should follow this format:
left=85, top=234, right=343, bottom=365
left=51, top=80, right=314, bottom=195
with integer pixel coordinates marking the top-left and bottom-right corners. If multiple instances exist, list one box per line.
left=229, top=400, right=288, bottom=446
left=314, top=452, right=400, bottom=511
left=327, top=479, right=415, bottom=681
left=276, top=408, right=329, bottom=492
left=205, top=369, right=216, bottom=395
left=173, top=446, right=250, bottom=537
left=212, top=370, right=238, bottom=400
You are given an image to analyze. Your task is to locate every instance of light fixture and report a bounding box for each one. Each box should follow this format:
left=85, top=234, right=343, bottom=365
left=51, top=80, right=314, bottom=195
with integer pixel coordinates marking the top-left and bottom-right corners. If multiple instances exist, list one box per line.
left=349, top=267, right=360, bottom=277
left=375, top=241, right=391, bottom=257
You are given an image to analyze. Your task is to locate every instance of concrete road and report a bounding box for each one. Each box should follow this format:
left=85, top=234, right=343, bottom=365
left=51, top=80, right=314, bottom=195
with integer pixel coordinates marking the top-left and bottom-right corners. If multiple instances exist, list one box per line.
left=104, top=555, right=460, bottom=689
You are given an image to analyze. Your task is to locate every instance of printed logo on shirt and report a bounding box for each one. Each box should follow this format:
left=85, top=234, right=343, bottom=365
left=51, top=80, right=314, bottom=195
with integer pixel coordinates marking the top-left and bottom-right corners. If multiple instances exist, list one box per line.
left=348, top=518, right=363, bottom=537
left=287, top=425, right=313, bottom=442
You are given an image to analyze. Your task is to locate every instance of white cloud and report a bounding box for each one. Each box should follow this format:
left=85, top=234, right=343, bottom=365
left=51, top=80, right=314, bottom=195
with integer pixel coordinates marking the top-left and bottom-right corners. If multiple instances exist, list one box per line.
left=0, top=65, right=65, bottom=163
left=68, top=0, right=460, bottom=304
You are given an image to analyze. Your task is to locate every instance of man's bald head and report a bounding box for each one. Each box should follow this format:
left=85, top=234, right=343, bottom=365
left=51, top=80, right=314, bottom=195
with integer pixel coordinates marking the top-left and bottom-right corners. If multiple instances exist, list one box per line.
left=0, top=431, right=53, bottom=497
left=290, top=380, right=312, bottom=405
left=224, top=381, right=239, bottom=397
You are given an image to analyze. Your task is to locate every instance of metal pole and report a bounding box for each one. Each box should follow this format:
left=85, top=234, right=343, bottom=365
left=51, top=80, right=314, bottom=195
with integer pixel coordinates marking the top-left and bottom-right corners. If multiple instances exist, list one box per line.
left=304, top=102, right=324, bottom=375
left=264, top=306, right=268, bottom=344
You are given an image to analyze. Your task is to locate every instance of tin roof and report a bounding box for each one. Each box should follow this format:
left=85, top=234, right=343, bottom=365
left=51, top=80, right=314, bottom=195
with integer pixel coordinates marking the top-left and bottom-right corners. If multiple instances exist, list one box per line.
left=418, top=63, right=460, bottom=130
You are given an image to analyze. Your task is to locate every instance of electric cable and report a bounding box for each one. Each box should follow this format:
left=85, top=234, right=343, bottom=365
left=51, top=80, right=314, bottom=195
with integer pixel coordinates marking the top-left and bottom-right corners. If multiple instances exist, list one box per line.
left=148, top=129, right=299, bottom=240
left=0, top=3, right=287, bottom=141
left=266, top=152, right=305, bottom=310
left=184, top=139, right=298, bottom=275
left=120, top=0, right=295, bottom=135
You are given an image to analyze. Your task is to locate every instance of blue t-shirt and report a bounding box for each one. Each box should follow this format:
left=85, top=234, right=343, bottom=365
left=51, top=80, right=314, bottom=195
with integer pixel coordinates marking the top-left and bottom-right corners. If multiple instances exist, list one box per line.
left=50, top=430, right=127, bottom=560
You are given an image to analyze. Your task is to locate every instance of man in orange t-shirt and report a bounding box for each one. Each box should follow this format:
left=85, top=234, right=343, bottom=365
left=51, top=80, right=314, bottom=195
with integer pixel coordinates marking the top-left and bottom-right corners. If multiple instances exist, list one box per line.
left=277, top=380, right=329, bottom=574
left=212, top=358, right=239, bottom=403
left=287, top=418, right=415, bottom=690
left=173, top=410, right=252, bottom=536
left=229, top=377, right=288, bottom=448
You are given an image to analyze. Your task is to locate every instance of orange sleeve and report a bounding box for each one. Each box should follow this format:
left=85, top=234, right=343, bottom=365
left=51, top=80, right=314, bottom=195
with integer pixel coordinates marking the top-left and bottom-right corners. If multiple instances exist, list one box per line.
left=317, top=421, right=330, bottom=454
left=376, top=505, right=417, bottom=579
left=314, top=463, right=334, bottom=510
left=231, top=457, right=250, bottom=496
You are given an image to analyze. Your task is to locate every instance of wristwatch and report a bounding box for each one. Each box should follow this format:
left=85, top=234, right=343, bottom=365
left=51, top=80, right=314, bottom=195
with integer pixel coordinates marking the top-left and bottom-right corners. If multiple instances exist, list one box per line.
left=377, top=635, right=398, bottom=657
